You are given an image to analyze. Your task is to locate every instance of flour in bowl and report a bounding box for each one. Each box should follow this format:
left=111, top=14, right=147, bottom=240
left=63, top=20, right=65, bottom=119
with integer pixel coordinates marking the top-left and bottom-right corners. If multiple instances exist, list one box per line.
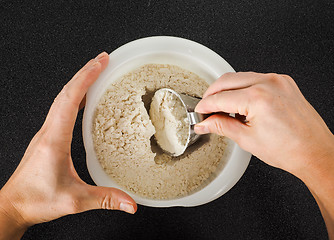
left=92, top=64, right=226, bottom=199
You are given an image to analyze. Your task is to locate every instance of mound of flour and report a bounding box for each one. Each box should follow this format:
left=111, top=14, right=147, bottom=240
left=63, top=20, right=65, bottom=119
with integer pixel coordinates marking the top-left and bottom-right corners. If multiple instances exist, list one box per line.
left=149, top=89, right=189, bottom=156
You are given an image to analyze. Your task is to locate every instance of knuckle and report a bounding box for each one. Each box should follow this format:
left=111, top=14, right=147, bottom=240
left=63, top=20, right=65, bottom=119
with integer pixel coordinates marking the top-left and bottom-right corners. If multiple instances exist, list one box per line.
left=70, top=198, right=82, bottom=213
left=59, top=192, right=83, bottom=214
left=248, top=86, right=264, bottom=100
left=85, top=59, right=96, bottom=68
left=222, top=72, right=234, bottom=77
left=220, top=72, right=235, bottom=80
left=37, top=125, right=48, bottom=136
left=266, top=73, right=281, bottom=83
left=101, top=195, right=114, bottom=210
left=280, top=74, right=292, bottom=81
left=245, top=71, right=256, bottom=74
left=281, top=74, right=296, bottom=86
left=54, top=84, right=79, bottom=111
left=69, top=196, right=83, bottom=213
left=248, top=86, right=272, bottom=110
left=265, top=73, right=290, bottom=88
left=239, top=71, right=256, bottom=76
left=36, top=134, right=54, bottom=152
left=60, top=85, right=72, bottom=101
left=69, top=190, right=86, bottom=214
left=54, top=85, right=71, bottom=104
left=212, top=94, right=223, bottom=111
left=212, top=118, right=225, bottom=136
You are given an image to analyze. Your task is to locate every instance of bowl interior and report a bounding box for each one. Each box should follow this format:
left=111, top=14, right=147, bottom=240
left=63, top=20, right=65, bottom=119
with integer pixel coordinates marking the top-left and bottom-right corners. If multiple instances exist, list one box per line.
left=83, top=36, right=251, bottom=207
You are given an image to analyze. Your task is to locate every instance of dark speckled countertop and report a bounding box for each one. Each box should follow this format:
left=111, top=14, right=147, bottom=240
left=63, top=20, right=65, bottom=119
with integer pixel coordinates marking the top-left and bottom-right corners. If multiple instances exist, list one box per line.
left=0, top=1, right=333, bottom=239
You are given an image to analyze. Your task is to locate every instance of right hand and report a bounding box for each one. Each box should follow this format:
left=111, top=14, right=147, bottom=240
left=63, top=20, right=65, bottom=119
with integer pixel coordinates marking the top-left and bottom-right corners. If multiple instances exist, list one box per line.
left=194, top=72, right=334, bottom=174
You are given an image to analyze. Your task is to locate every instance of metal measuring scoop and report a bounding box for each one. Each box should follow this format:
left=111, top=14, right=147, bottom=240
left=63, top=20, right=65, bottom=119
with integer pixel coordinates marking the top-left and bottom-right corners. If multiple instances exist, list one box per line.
left=156, top=88, right=208, bottom=157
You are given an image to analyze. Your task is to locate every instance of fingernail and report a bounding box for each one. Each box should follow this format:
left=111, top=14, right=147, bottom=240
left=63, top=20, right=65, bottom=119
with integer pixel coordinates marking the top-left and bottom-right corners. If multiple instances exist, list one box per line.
left=194, top=105, right=200, bottom=112
left=120, top=202, right=135, bottom=214
left=194, top=103, right=203, bottom=113
left=194, top=124, right=209, bottom=135
left=95, top=51, right=107, bottom=60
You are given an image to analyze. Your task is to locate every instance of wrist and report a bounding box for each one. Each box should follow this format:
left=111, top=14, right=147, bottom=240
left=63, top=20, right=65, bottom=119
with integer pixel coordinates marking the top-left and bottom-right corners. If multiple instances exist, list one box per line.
left=0, top=192, right=28, bottom=239
left=290, top=134, right=334, bottom=191
left=289, top=134, right=334, bottom=239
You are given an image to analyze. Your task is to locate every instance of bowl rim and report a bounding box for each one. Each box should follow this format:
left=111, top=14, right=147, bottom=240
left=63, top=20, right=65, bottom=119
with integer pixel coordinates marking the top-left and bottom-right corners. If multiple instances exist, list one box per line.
left=82, top=36, right=252, bottom=207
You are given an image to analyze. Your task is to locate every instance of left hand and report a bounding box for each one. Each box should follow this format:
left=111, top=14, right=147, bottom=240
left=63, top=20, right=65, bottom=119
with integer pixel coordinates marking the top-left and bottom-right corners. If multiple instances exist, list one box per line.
left=0, top=52, right=137, bottom=236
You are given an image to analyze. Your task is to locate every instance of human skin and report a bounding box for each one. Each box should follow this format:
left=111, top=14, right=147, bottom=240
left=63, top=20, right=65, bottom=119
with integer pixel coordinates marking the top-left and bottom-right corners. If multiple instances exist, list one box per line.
left=194, top=72, right=334, bottom=239
left=0, top=52, right=137, bottom=240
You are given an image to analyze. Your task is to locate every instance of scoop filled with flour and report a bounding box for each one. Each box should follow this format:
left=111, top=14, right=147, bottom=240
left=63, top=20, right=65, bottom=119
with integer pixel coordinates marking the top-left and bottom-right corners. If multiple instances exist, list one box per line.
left=92, top=64, right=226, bottom=200
left=149, top=89, right=189, bottom=156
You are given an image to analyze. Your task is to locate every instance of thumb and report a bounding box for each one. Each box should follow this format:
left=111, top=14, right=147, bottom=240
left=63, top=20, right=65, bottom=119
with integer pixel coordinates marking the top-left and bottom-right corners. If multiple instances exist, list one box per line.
left=194, top=113, right=248, bottom=143
left=76, top=185, right=137, bottom=214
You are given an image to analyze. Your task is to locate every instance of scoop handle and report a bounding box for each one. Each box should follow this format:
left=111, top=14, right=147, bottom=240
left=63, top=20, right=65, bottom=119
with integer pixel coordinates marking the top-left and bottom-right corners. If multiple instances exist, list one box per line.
left=188, top=112, right=247, bottom=125
left=187, top=112, right=214, bottom=125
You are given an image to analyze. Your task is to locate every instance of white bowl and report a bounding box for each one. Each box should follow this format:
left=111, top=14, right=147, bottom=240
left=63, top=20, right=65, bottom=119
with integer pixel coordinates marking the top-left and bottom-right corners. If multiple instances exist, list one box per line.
left=83, top=36, right=252, bottom=207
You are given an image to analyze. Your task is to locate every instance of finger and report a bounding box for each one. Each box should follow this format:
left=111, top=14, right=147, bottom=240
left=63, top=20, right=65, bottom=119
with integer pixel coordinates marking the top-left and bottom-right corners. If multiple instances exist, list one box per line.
left=203, top=72, right=266, bottom=98
left=194, top=113, right=249, bottom=143
left=77, top=185, right=137, bottom=214
left=94, top=52, right=109, bottom=71
left=71, top=52, right=109, bottom=80
left=195, top=88, right=250, bottom=116
left=44, top=52, right=109, bottom=142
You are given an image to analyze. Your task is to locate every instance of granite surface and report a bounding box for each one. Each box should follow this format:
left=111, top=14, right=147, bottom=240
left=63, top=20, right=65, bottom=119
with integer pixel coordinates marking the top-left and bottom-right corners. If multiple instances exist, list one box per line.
left=0, top=0, right=333, bottom=239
